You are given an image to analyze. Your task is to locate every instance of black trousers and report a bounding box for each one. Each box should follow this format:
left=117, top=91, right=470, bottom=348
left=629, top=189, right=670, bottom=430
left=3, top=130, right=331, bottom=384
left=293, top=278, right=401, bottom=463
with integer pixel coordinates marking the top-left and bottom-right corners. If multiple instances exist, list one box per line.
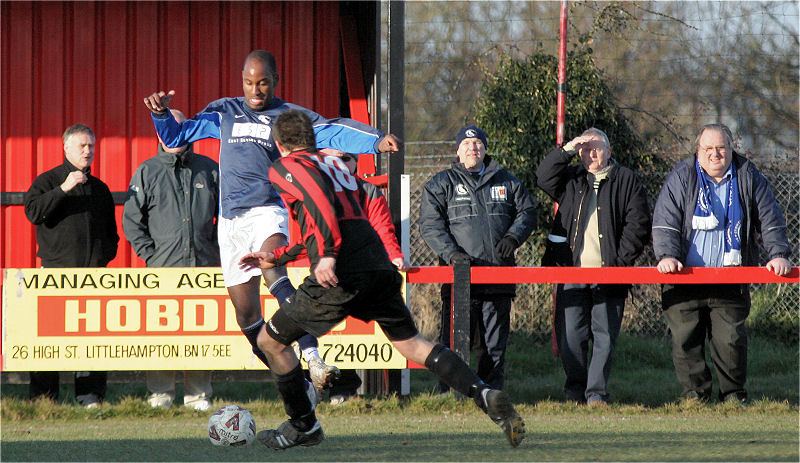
left=662, top=284, right=750, bottom=401
left=439, top=289, right=511, bottom=391
left=29, top=371, right=107, bottom=401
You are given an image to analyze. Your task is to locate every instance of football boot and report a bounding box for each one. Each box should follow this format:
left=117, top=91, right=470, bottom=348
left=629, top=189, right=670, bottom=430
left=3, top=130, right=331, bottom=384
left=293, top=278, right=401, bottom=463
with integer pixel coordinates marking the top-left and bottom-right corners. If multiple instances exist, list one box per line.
left=477, top=388, right=525, bottom=447
left=257, top=419, right=324, bottom=450
left=307, top=357, right=340, bottom=391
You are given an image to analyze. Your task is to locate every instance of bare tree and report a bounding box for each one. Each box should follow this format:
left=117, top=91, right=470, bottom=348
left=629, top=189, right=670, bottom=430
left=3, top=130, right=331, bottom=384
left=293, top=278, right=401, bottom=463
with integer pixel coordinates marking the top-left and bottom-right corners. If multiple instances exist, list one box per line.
left=568, top=1, right=797, bottom=159
left=395, top=1, right=798, bottom=167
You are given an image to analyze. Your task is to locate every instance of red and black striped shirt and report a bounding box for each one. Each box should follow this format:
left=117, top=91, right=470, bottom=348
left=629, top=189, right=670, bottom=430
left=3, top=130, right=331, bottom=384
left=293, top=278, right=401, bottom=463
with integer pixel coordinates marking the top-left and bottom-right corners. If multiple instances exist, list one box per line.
left=268, top=150, right=392, bottom=273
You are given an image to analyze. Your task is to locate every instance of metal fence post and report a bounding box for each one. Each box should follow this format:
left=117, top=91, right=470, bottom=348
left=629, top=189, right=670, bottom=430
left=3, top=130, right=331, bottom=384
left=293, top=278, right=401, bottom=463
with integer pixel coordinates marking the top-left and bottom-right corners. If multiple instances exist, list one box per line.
left=451, top=258, right=471, bottom=399
left=359, top=0, right=406, bottom=398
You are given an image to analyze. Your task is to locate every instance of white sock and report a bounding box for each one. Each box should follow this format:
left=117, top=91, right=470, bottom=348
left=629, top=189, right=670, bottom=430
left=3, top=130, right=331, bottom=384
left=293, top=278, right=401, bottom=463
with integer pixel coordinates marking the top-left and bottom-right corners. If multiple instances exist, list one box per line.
left=303, top=347, right=321, bottom=362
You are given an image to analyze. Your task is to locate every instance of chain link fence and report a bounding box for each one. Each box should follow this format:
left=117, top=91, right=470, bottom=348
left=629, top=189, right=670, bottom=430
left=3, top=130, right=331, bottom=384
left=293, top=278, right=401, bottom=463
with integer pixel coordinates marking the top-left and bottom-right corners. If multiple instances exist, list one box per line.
left=401, top=144, right=799, bottom=343
left=374, top=1, right=799, bottom=342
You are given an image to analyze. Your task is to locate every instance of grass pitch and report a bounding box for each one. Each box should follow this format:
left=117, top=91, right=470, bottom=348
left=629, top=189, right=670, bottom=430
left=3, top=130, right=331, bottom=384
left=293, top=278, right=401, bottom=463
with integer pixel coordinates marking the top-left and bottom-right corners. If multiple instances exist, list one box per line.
left=2, top=333, right=797, bottom=461
left=1, top=400, right=797, bottom=461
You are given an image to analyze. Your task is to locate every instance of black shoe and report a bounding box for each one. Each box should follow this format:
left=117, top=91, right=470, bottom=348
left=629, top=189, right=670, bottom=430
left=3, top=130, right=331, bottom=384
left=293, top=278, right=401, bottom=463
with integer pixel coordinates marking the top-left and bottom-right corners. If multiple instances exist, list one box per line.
left=682, top=390, right=710, bottom=403
left=478, top=388, right=525, bottom=447
left=722, top=392, right=748, bottom=406
left=257, top=419, right=324, bottom=450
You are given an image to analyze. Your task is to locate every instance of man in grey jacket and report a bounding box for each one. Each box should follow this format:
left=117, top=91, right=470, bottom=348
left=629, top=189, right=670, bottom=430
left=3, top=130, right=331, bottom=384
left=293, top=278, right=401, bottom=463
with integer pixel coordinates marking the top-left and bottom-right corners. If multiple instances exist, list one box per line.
left=123, top=109, right=220, bottom=411
left=653, top=123, right=791, bottom=404
left=420, top=125, right=537, bottom=390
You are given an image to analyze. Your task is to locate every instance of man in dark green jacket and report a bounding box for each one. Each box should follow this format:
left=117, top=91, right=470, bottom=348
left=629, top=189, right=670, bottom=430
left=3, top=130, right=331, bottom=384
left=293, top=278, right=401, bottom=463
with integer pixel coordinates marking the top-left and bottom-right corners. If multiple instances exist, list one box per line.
left=123, top=109, right=219, bottom=411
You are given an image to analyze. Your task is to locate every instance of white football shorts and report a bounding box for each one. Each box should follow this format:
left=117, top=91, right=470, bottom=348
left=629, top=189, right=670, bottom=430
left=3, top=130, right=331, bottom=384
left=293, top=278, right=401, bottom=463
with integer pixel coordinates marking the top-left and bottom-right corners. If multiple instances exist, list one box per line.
left=218, top=205, right=289, bottom=287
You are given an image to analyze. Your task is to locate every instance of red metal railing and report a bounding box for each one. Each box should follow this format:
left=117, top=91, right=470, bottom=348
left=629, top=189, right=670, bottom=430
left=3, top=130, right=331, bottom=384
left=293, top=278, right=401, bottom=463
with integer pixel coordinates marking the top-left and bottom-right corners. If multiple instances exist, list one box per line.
left=407, top=266, right=800, bottom=285
left=408, top=264, right=798, bottom=369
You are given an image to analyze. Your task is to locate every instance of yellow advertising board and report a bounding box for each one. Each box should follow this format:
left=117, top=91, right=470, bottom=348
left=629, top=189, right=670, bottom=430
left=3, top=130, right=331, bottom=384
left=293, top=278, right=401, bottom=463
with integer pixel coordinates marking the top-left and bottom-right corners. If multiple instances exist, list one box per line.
left=1, top=268, right=407, bottom=371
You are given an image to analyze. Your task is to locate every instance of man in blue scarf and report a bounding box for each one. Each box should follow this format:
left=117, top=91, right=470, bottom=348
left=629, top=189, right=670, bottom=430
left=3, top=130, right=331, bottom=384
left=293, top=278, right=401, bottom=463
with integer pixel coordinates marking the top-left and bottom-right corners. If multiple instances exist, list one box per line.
left=653, top=123, right=792, bottom=404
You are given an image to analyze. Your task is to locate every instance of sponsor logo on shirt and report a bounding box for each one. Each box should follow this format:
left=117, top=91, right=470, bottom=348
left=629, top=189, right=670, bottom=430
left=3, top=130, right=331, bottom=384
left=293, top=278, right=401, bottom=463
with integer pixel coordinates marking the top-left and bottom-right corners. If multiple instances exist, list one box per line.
left=455, top=183, right=470, bottom=200
left=490, top=185, right=507, bottom=201
left=195, top=183, right=205, bottom=189
left=285, top=173, right=293, bottom=183
left=232, top=123, right=272, bottom=141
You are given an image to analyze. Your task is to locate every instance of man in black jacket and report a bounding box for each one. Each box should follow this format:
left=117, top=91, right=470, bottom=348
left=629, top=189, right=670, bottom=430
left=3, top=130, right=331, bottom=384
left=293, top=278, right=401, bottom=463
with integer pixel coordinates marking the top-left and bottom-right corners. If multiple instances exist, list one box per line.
left=123, top=109, right=219, bottom=411
left=24, top=123, right=119, bottom=407
left=536, top=128, right=650, bottom=406
left=420, top=125, right=537, bottom=391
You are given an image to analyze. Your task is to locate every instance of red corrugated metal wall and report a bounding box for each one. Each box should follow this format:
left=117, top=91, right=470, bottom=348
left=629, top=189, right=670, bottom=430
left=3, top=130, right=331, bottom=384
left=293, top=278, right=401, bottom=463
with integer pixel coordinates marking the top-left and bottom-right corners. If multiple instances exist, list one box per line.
left=1, top=1, right=342, bottom=269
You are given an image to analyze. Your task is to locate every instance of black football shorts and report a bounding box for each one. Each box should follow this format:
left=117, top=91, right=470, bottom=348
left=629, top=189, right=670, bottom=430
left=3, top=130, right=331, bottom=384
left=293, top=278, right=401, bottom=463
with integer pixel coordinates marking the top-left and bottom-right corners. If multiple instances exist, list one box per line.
left=265, top=269, right=419, bottom=346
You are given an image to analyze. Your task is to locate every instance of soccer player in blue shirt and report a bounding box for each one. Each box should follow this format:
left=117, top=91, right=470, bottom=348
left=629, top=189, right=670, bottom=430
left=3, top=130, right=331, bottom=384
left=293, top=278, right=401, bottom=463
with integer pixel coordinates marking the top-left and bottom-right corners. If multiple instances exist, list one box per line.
left=142, top=50, right=401, bottom=391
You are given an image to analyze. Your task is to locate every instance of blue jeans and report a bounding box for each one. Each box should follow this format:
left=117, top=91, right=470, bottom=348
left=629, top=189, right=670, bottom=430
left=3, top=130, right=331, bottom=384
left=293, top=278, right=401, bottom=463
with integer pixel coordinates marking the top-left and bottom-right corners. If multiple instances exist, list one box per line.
left=555, top=283, right=626, bottom=403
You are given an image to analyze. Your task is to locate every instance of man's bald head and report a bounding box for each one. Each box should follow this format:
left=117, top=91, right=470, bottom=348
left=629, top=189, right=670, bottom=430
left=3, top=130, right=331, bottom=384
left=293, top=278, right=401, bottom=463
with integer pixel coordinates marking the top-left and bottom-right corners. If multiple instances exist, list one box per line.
left=242, top=50, right=279, bottom=111
left=243, top=50, right=277, bottom=74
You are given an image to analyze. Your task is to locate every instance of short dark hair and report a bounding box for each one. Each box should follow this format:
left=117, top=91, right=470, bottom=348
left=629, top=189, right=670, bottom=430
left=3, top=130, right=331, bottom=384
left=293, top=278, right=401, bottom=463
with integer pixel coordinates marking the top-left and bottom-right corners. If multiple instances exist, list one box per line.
left=62, top=124, right=95, bottom=145
left=273, top=110, right=316, bottom=151
left=244, top=50, right=277, bottom=74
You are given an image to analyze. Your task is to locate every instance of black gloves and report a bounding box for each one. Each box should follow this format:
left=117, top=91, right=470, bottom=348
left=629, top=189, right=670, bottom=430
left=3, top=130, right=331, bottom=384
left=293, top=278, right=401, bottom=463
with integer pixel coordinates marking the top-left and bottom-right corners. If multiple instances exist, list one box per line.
left=495, top=236, right=519, bottom=259
left=449, top=251, right=472, bottom=265
left=449, top=239, right=518, bottom=264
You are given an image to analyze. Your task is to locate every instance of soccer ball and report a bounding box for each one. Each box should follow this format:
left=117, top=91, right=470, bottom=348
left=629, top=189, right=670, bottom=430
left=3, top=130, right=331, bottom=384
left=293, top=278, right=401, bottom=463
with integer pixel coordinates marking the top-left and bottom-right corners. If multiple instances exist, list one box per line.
left=207, top=404, right=257, bottom=447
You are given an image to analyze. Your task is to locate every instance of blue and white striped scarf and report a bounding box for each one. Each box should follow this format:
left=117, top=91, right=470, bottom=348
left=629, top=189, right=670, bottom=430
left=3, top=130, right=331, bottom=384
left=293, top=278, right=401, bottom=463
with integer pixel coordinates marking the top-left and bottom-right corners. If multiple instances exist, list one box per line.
left=692, top=159, right=742, bottom=266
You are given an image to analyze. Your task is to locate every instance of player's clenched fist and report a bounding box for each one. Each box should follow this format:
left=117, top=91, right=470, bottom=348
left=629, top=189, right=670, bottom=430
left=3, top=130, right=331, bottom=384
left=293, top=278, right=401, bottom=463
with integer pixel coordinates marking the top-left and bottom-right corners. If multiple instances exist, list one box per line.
left=377, top=134, right=403, bottom=153
left=143, top=90, right=176, bottom=114
left=238, top=251, right=277, bottom=270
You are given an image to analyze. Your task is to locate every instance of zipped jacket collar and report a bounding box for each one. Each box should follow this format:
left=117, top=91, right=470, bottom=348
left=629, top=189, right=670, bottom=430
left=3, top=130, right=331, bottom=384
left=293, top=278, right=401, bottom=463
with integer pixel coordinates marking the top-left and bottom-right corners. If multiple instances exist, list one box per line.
left=155, top=143, right=195, bottom=167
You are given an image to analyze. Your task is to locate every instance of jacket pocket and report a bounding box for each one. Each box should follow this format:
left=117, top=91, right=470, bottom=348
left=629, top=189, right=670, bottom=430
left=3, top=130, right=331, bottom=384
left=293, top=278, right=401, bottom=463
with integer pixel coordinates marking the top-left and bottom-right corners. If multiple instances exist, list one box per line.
left=542, top=234, right=571, bottom=266
left=446, top=202, right=475, bottom=222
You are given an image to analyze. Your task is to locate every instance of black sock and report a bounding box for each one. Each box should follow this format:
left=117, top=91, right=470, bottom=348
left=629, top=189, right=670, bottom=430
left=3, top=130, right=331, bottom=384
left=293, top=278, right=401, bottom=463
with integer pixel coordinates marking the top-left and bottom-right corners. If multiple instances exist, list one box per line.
left=424, top=344, right=486, bottom=398
left=241, top=319, right=270, bottom=367
left=297, top=333, right=318, bottom=351
left=276, top=364, right=316, bottom=431
left=269, top=276, right=296, bottom=306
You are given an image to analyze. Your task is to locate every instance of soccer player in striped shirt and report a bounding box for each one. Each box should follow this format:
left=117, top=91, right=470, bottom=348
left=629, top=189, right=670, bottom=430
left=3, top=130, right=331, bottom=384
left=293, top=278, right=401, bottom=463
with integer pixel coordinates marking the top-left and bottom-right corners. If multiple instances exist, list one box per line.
left=239, top=110, right=525, bottom=450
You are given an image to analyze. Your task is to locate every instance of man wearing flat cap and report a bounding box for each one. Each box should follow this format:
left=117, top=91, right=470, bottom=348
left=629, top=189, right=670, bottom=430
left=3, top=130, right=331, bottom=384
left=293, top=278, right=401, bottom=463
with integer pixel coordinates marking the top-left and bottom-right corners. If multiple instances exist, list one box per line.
left=420, top=125, right=537, bottom=391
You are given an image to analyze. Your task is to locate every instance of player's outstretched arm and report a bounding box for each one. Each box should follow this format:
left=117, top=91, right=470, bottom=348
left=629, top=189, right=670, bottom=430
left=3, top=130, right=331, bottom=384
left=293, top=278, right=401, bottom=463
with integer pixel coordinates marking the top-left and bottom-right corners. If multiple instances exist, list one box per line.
left=143, top=90, right=176, bottom=114
left=239, top=251, right=277, bottom=270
